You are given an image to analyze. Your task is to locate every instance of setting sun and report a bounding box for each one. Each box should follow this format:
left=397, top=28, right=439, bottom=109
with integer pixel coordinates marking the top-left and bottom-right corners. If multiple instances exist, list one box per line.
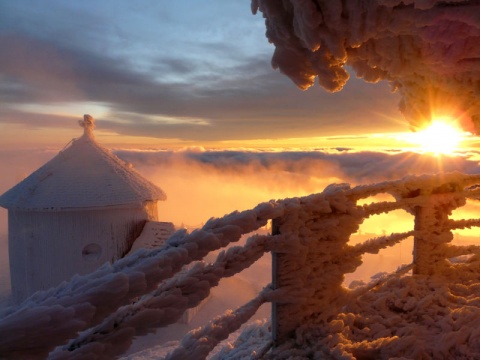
left=406, top=119, right=467, bottom=155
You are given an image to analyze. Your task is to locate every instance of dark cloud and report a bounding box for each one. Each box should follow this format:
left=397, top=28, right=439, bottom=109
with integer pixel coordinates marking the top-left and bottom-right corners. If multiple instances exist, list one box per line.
left=0, top=109, right=78, bottom=131
left=0, top=33, right=152, bottom=104
left=0, top=33, right=400, bottom=140
left=150, top=57, right=200, bottom=77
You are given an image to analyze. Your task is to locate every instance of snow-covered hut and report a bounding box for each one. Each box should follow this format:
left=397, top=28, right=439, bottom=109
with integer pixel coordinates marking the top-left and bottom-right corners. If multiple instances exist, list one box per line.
left=0, top=115, right=167, bottom=303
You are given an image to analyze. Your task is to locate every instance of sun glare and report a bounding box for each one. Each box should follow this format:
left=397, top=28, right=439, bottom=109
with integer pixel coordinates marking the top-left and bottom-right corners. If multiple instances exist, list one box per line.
left=406, top=119, right=467, bottom=155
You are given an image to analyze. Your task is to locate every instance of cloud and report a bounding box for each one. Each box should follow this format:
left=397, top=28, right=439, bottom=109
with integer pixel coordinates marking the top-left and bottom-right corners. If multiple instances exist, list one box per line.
left=117, top=147, right=480, bottom=182
left=0, top=32, right=399, bottom=140
left=110, top=147, right=480, bottom=226
left=253, top=0, right=480, bottom=132
left=1, top=145, right=479, bottom=236
left=0, top=2, right=403, bottom=142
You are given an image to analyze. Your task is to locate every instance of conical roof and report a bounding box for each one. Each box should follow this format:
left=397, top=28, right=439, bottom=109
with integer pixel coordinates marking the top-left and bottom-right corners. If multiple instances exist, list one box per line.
left=0, top=115, right=166, bottom=211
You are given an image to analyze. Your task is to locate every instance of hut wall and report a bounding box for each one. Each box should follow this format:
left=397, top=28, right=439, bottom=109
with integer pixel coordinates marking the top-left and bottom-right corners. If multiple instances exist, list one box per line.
left=8, top=203, right=157, bottom=303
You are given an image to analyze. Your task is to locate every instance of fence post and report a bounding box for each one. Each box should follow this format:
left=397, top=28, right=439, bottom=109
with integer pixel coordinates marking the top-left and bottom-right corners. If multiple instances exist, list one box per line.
left=271, top=218, right=281, bottom=347
left=271, top=191, right=364, bottom=346
left=412, top=204, right=435, bottom=275
left=410, top=182, right=465, bottom=275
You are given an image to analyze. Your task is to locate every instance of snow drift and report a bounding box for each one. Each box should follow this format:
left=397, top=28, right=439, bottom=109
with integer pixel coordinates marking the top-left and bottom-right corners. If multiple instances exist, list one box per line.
left=252, top=0, right=480, bottom=133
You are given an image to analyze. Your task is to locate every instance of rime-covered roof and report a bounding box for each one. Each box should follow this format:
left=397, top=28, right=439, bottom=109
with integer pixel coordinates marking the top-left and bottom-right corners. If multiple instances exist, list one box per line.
left=0, top=115, right=166, bottom=211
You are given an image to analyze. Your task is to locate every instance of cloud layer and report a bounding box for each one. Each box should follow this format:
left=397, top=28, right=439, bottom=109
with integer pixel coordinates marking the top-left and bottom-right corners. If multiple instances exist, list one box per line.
left=1, top=146, right=479, bottom=227
left=114, top=147, right=480, bottom=225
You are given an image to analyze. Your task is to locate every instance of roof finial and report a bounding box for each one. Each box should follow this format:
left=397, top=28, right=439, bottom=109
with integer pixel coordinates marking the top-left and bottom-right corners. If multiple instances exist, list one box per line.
left=79, top=114, right=95, bottom=138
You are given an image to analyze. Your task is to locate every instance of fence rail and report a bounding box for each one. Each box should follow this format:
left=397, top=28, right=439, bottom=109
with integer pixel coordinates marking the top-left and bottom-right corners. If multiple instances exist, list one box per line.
left=1, top=172, right=480, bottom=359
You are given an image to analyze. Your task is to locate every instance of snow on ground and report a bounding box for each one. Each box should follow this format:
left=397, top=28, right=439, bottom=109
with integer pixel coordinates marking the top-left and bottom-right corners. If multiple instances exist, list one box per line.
left=277, top=260, right=480, bottom=359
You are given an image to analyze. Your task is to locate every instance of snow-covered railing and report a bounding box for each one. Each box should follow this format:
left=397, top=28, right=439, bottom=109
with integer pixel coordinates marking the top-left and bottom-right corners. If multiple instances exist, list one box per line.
left=270, top=172, right=480, bottom=346
left=1, top=172, right=480, bottom=359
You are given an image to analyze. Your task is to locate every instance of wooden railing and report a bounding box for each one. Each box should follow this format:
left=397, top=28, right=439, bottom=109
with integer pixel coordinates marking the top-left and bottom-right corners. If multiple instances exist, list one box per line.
left=1, top=172, right=480, bottom=359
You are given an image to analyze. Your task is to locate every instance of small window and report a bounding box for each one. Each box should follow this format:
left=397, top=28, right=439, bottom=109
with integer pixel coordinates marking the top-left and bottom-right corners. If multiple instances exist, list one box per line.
left=82, top=243, right=102, bottom=261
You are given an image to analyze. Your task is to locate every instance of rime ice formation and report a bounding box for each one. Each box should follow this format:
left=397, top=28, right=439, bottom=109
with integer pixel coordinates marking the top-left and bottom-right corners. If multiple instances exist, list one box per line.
left=78, top=114, right=95, bottom=138
left=1, top=172, right=480, bottom=359
left=252, top=0, right=480, bottom=132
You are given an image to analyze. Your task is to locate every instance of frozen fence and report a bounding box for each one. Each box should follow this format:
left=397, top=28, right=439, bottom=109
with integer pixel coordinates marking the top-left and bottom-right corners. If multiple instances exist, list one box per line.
left=270, top=172, right=480, bottom=346
left=1, top=172, right=480, bottom=359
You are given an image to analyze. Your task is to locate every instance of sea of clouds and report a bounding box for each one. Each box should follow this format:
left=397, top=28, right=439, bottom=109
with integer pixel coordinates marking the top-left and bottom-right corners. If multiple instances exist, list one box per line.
left=1, top=146, right=480, bottom=306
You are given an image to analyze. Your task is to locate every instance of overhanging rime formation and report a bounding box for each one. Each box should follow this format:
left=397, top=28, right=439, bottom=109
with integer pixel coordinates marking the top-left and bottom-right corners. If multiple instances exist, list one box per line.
left=252, top=0, right=480, bottom=132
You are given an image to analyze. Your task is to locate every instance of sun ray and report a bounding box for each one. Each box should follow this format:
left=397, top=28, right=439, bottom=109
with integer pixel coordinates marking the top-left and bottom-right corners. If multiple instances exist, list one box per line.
left=402, top=118, right=469, bottom=155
